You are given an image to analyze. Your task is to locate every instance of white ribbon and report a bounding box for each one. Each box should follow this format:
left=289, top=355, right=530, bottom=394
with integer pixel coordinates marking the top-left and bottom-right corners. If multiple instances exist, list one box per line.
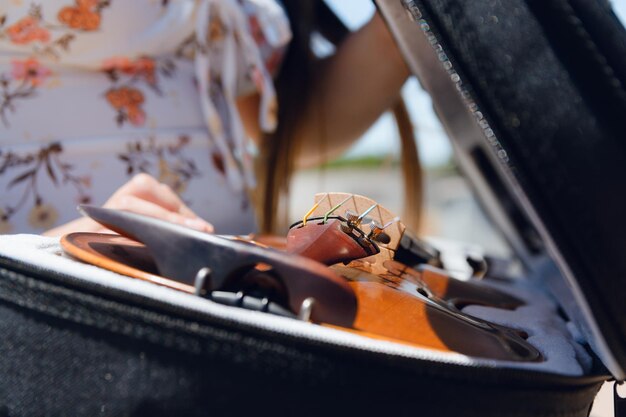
left=194, top=0, right=291, bottom=191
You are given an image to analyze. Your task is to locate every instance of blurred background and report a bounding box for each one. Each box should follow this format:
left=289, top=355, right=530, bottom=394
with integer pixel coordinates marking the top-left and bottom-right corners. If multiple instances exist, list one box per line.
left=291, top=0, right=626, bottom=253
left=289, top=1, right=626, bottom=416
left=290, top=0, right=511, bottom=257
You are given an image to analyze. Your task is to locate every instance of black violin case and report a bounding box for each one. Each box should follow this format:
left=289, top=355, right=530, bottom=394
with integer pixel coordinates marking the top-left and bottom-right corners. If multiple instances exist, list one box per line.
left=0, top=0, right=625, bottom=415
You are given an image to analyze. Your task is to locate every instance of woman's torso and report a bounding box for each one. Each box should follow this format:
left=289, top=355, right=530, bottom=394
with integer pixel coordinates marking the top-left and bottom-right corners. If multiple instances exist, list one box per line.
left=0, top=0, right=289, bottom=234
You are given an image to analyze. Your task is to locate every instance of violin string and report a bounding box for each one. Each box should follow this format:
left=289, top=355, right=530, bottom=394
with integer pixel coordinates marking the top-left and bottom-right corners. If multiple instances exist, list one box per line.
left=356, top=203, right=378, bottom=224
left=382, top=216, right=401, bottom=229
left=322, top=194, right=352, bottom=223
left=302, top=200, right=322, bottom=226
left=302, top=193, right=330, bottom=226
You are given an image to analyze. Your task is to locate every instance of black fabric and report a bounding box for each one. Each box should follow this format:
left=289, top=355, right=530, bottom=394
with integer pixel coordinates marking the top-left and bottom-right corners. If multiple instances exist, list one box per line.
left=0, top=263, right=604, bottom=417
left=413, top=0, right=626, bottom=371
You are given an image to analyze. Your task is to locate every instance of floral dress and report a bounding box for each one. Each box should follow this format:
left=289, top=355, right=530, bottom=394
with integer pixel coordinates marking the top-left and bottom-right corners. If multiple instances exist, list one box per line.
left=0, top=0, right=291, bottom=234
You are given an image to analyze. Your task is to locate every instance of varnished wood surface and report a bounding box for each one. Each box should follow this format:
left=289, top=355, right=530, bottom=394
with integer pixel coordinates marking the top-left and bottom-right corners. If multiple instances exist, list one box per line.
left=287, top=219, right=377, bottom=266
left=285, top=211, right=535, bottom=361
left=61, top=233, right=196, bottom=293
left=308, top=193, right=405, bottom=263
left=348, top=281, right=449, bottom=351
left=62, top=216, right=540, bottom=361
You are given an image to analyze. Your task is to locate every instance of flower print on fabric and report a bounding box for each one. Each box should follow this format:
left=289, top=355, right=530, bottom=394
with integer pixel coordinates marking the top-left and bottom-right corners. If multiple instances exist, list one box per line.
left=0, top=142, right=92, bottom=230
left=4, top=14, right=50, bottom=44
left=0, top=4, right=88, bottom=60
left=118, top=136, right=200, bottom=195
left=0, top=208, right=12, bottom=234
left=102, top=57, right=160, bottom=87
left=0, top=58, right=52, bottom=127
left=11, top=57, right=52, bottom=86
left=0, top=0, right=290, bottom=234
left=102, top=56, right=176, bottom=126
left=0, top=1, right=111, bottom=60
left=28, top=203, right=59, bottom=230
left=105, top=86, right=146, bottom=126
left=58, top=0, right=110, bottom=31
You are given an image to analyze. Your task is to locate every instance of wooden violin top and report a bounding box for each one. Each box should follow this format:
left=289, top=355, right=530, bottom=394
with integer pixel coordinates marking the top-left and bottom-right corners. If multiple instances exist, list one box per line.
left=62, top=197, right=542, bottom=363
left=287, top=194, right=539, bottom=362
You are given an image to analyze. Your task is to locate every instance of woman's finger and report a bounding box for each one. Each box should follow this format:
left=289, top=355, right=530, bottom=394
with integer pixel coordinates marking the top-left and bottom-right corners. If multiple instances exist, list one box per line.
left=107, top=194, right=214, bottom=233
left=109, top=173, right=197, bottom=218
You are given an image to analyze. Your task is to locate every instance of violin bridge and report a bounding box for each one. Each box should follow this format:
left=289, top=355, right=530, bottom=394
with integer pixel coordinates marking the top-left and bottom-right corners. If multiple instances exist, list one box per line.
left=310, top=193, right=407, bottom=264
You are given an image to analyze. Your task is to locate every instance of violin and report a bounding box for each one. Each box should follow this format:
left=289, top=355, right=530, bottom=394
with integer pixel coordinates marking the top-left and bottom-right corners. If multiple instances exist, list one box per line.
left=60, top=195, right=542, bottom=362
left=288, top=193, right=523, bottom=311
left=286, top=193, right=538, bottom=361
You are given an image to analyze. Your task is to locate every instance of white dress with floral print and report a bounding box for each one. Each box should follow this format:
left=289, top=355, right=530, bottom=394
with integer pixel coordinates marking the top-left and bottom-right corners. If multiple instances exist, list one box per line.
left=0, top=0, right=291, bottom=234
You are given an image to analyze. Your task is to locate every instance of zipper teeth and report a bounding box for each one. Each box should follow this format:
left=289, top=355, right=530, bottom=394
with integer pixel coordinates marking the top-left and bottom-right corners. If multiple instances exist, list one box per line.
left=401, top=0, right=510, bottom=166
left=0, top=254, right=609, bottom=387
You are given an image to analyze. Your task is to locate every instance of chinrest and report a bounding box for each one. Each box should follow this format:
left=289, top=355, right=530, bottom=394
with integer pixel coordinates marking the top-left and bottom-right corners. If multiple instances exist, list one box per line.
left=68, top=205, right=357, bottom=327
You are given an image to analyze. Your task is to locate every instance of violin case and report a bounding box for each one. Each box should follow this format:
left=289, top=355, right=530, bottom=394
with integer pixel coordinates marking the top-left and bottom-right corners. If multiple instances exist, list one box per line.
left=0, top=0, right=625, bottom=415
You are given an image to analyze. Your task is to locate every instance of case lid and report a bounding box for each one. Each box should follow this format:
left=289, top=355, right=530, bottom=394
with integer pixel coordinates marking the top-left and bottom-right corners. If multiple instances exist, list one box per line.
left=376, top=0, right=626, bottom=379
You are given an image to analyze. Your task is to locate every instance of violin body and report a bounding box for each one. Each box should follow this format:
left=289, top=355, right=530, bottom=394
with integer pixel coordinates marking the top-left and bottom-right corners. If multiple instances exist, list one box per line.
left=62, top=195, right=542, bottom=363
left=286, top=213, right=539, bottom=362
left=332, top=263, right=537, bottom=360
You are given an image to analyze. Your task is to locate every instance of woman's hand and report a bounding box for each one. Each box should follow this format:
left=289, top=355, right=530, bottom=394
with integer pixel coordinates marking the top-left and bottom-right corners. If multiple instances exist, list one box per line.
left=44, top=173, right=214, bottom=237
